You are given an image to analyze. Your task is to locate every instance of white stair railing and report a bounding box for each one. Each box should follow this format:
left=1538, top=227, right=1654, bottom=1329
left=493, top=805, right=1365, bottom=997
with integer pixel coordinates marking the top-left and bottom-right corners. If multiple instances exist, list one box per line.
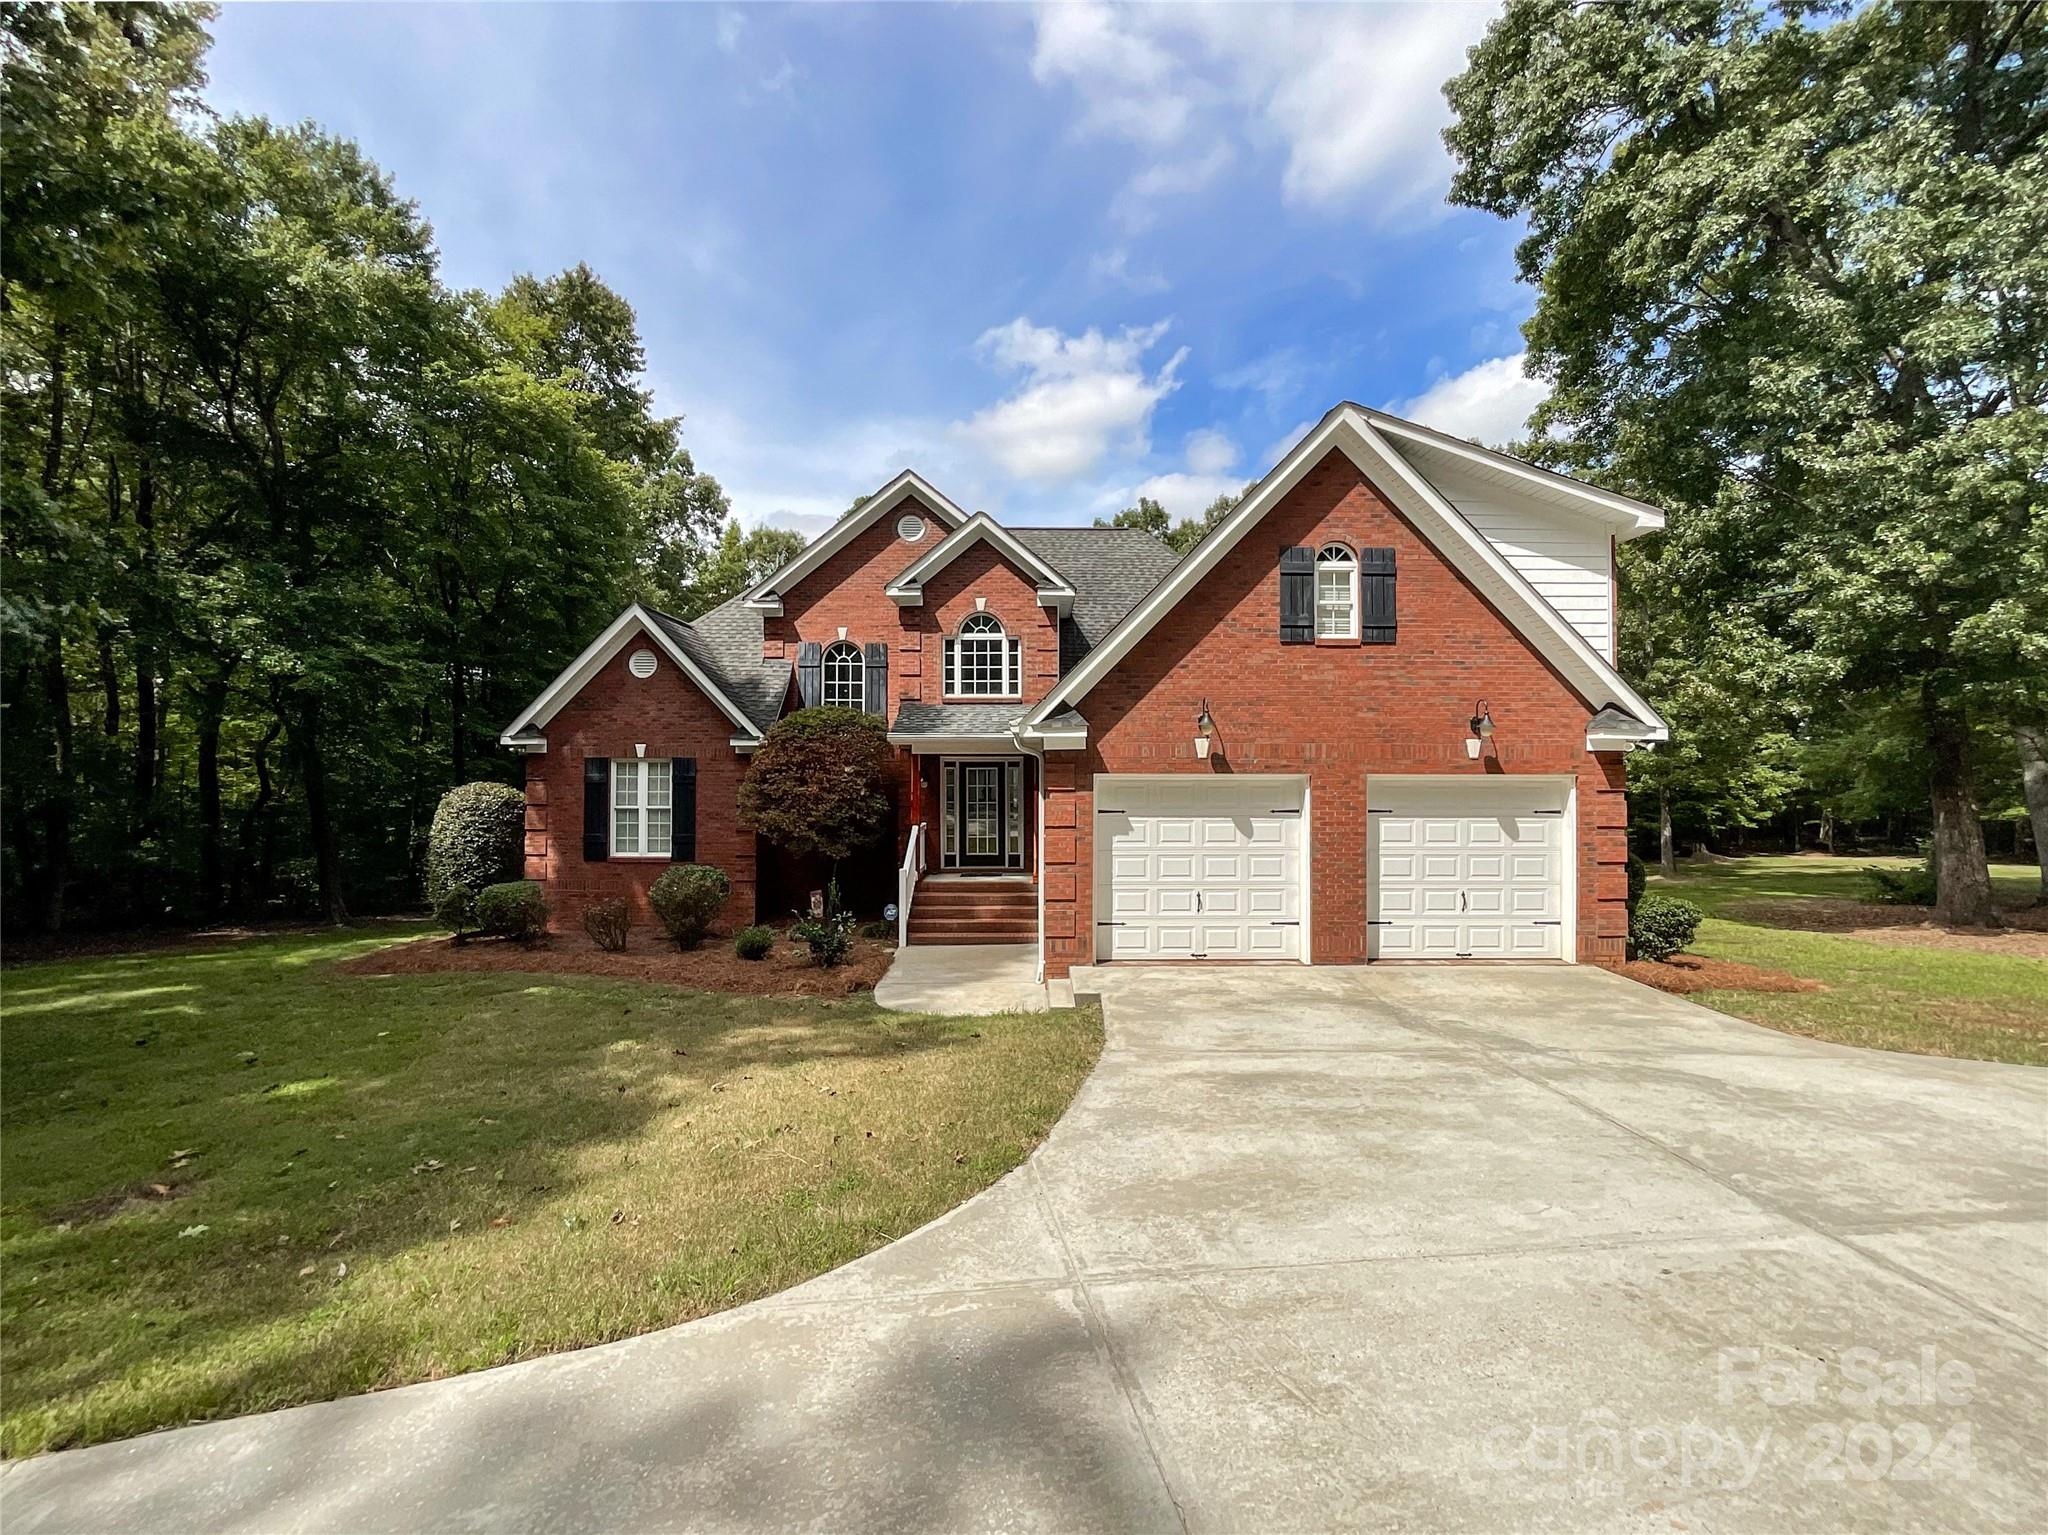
left=897, top=821, right=926, bottom=946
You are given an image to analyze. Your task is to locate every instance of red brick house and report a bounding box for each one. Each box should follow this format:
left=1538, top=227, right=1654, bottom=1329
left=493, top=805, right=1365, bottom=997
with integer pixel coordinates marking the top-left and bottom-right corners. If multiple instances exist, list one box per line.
left=502, top=402, right=1669, bottom=977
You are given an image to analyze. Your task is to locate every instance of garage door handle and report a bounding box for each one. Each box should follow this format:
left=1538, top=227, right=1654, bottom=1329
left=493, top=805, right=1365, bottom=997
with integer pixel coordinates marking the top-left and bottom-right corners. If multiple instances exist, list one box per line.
left=1459, top=891, right=1467, bottom=912
left=1196, top=891, right=1203, bottom=913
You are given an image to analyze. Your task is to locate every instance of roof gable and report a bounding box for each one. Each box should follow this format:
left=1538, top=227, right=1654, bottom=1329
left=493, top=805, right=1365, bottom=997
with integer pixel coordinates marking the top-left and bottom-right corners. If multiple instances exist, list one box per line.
left=1021, top=403, right=1668, bottom=742
left=884, top=513, right=1076, bottom=614
left=501, top=604, right=774, bottom=748
left=742, top=471, right=968, bottom=615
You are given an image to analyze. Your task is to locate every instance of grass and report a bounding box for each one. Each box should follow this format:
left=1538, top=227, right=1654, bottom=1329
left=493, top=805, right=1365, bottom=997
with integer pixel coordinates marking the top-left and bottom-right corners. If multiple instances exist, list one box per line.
left=0, top=927, right=1101, bottom=1458
left=1647, top=855, right=2047, bottom=1066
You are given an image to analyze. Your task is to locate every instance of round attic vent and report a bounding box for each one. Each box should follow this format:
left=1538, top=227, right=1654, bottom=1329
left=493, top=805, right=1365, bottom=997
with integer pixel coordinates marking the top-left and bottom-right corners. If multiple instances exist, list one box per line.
left=628, top=648, right=658, bottom=679
left=896, top=512, right=927, bottom=542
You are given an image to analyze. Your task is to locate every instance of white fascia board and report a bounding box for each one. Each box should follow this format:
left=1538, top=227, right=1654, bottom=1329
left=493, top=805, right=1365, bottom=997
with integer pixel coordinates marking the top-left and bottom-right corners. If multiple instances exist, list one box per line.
left=885, top=732, right=1022, bottom=754
left=1363, top=409, right=1667, bottom=538
left=1587, top=731, right=1653, bottom=753
left=500, top=605, right=765, bottom=746
left=884, top=513, right=1077, bottom=613
left=1023, top=403, right=1669, bottom=741
left=1020, top=726, right=1088, bottom=750
left=741, top=471, right=969, bottom=611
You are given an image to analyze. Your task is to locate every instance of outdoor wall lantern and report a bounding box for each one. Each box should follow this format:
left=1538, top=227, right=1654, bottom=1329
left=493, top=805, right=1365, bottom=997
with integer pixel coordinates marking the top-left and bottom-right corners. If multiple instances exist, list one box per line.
left=1465, top=702, right=1495, bottom=760
left=1194, top=702, right=1218, bottom=760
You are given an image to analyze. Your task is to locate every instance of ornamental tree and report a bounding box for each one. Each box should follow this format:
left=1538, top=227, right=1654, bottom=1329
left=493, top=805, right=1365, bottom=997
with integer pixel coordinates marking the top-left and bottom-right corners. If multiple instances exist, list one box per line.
left=1444, top=0, right=2048, bottom=924
left=737, top=708, right=895, bottom=887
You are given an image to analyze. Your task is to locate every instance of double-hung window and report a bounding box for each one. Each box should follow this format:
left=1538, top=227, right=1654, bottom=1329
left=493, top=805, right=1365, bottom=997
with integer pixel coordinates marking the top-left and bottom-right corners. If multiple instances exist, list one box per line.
left=821, top=640, right=865, bottom=709
left=943, top=613, right=1020, bottom=698
left=1315, top=543, right=1358, bottom=640
left=611, top=758, right=672, bottom=856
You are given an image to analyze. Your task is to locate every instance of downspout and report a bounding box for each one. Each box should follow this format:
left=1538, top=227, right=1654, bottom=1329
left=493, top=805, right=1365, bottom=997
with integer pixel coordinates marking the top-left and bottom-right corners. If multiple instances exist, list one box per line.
left=1011, top=726, right=1047, bottom=984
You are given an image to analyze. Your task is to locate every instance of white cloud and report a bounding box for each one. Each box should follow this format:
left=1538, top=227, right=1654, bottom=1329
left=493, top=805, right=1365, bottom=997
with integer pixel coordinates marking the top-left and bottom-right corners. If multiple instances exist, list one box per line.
left=1184, top=427, right=1238, bottom=476
left=956, top=318, right=1187, bottom=482
left=1028, top=2, right=1497, bottom=221
left=1088, top=246, right=1170, bottom=295
left=1261, top=418, right=1315, bottom=467
left=714, top=8, right=744, bottom=54
left=1390, top=351, right=1549, bottom=446
left=1129, top=470, right=1242, bottom=520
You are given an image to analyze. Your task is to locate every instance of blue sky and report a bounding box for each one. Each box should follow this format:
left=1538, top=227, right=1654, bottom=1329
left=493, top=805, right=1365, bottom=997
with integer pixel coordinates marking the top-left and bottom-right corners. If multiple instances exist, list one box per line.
left=206, top=1, right=1544, bottom=536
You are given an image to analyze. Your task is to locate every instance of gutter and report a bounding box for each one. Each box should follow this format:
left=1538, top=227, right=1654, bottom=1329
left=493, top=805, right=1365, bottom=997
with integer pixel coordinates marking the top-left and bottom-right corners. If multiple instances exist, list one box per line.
left=1009, top=724, right=1048, bottom=985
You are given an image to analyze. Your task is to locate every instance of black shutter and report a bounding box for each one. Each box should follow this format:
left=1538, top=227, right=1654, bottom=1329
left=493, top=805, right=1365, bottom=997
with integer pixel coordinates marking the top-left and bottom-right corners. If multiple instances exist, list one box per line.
left=797, top=641, right=822, bottom=707
left=1361, top=547, right=1396, bottom=644
left=671, top=757, right=697, bottom=862
left=582, top=757, right=610, bottom=861
left=863, top=642, right=888, bottom=717
left=1279, top=547, right=1314, bottom=644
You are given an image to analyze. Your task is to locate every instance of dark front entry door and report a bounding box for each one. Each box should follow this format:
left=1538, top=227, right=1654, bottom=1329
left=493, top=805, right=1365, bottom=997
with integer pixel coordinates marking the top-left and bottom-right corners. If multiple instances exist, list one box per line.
left=959, top=762, right=1007, bottom=868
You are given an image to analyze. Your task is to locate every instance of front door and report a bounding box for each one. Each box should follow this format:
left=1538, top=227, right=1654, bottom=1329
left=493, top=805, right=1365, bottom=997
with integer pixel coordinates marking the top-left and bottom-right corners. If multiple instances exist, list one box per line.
left=943, top=758, right=1023, bottom=870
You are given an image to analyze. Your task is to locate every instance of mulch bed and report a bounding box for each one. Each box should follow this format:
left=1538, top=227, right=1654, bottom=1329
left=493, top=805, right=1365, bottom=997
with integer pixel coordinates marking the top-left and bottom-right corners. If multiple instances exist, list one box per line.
left=1621, top=953, right=1828, bottom=996
left=1724, top=898, right=2048, bottom=959
left=336, top=923, right=895, bottom=998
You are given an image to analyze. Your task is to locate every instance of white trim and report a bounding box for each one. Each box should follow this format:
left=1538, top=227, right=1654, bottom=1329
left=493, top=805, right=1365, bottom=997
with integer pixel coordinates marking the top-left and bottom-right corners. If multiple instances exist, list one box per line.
left=939, top=754, right=1027, bottom=871
left=1587, top=731, right=1653, bottom=753
left=1314, top=542, right=1359, bottom=641
left=500, top=605, right=764, bottom=746
left=1361, top=409, right=1665, bottom=536
left=1364, top=772, right=1577, bottom=964
left=741, top=471, right=969, bottom=614
left=887, top=732, right=1021, bottom=755
left=609, top=755, right=675, bottom=860
left=885, top=512, right=1077, bottom=614
left=1021, top=404, right=1668, bottom=743
left=942, top=612, right=1022, bottom=700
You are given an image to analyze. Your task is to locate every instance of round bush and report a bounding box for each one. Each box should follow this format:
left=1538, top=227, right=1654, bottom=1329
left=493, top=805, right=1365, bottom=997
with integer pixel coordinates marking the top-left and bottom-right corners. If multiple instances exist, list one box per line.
left=475, top=880, right=549, bottom=944
left=426, top=782, right=526, bottom=910
left=432, top=882, right=477, bottom=939
left=649, top=863, right=731, bottom=949
left=1630, top=894, right=1704, bottom=962
left=583, top=897, right=631, bottom=953
left=733, top=924, right=775, bottom=961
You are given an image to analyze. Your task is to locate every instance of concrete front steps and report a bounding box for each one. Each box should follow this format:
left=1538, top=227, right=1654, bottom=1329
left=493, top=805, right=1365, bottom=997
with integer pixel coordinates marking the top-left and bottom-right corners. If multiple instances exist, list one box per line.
left=906, top=878, right=1035, bottom=945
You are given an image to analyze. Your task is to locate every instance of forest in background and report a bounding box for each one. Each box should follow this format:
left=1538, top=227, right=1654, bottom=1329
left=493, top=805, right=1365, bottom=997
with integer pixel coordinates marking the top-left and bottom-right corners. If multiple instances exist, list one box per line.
left=3, top=4, right=800, bottom=929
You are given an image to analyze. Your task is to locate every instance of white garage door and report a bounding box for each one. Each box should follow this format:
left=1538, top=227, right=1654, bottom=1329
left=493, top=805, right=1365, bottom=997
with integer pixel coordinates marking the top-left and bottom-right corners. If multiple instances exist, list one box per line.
left=1095, top=777, right=1305, bottom=961
left=1367, top=779, right=1569, bottom=960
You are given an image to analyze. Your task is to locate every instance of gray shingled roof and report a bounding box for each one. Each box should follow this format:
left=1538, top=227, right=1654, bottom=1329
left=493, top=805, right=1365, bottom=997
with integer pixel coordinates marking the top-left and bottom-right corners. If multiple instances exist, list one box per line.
left=1010, top=527, right=1182, bottom=672
left=1587, top=706, right=1655, bottom=736
left=646, top=602, right=790, bottom=735
left=890, top=701, right=1026, bottom=737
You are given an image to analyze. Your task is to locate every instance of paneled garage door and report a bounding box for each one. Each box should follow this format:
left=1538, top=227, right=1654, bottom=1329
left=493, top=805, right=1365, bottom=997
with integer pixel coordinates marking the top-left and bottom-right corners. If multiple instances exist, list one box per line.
left=1367, top=779, right=1570, bottom=960
left=1095, top=777, right=1305, bottom=961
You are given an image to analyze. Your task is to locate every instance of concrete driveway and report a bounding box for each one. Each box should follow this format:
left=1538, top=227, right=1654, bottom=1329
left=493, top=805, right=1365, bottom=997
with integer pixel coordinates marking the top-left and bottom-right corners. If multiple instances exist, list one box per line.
left=7, top=967, right=2045, bottom=1533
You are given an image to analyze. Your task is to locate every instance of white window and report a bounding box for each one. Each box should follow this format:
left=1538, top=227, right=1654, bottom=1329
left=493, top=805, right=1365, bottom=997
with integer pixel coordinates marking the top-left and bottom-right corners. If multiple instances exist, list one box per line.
left=1316, top=543, right=1358, bottom=640
left=944, top=613, right=1021, bottom=698
left=822, top=640, right=865, bottom=709
left=612, top=758, right=672, bottom=857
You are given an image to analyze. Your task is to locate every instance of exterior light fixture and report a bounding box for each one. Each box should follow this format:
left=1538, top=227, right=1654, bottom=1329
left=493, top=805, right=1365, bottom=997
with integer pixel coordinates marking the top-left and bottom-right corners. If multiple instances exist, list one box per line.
left=1465, top=702, right=1494, bottom=760
left=1194, top=702, right=1217, bottom=760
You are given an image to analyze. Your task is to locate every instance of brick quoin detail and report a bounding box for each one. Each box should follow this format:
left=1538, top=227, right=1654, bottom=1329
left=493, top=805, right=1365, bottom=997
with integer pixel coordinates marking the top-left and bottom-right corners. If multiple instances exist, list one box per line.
left=524, top=640, right=756, bottom=934
left=1039, top=448, right=1631, bottom=978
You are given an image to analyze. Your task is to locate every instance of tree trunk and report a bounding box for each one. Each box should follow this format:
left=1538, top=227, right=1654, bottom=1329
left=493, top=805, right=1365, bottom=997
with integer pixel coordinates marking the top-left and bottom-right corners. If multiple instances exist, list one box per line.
left=131, top=458, right=158, bottom=837
left=196, top=673, right=229, bottom=916
left=1820, top=807, right=1836, bottom=857
left=236, top=707, right=284, bottom=911
left=40, top=645, right=73, bottom=931
left=449, top=660, right=466, bottom=782
left=1923, top=686, right=1999, bottom=927
left=291, top=693, right=349, bottom=924
left=2017, top=723, right=2048, bottom=904
left=1658, top=790, right=1676, bottom=876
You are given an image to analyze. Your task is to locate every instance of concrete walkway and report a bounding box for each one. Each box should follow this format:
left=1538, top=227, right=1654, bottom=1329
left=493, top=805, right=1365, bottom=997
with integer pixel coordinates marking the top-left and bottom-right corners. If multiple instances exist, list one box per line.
left=872, top=941, right=1053, bottom=1014
left=7, top=967, right=2045, bottom=1533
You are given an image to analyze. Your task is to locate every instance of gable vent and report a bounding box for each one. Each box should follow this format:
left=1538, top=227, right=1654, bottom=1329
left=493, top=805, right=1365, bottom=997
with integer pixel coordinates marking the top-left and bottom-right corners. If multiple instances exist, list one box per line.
left=628, top=648, right=658, bottom=679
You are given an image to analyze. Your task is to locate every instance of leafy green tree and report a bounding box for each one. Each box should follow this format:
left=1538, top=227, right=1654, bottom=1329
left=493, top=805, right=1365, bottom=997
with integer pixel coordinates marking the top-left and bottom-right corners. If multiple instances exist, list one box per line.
left=1095, top=484, right=1246, bottom=556
left=736, top=708, right=894, bottom=887
left=665, top=520, right=804, bottom=617
left=1445, top=0, right=2048, bottom=925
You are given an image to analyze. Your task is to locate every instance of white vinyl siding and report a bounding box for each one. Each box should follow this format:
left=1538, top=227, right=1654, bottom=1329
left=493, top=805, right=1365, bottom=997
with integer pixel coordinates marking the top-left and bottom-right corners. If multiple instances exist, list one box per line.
left=1421, top=460, right=1615, bottom=659
left=612, top=758, right=672, bottom=857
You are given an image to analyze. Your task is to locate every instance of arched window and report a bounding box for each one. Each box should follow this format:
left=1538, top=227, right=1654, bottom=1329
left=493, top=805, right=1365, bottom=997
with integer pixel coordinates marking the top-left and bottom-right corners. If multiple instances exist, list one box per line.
left=1315, top=543, right=1358, bottom=640
left=944, top=612, right=1021, bottom=697
left=822, top=640, right=865, bottom=709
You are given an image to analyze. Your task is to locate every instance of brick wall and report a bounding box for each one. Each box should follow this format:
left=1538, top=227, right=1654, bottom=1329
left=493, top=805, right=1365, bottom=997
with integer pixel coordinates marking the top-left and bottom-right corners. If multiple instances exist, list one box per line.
left=1040, top=448, right=1631, bottom=977
left=525, top=636, right=756, bottom=933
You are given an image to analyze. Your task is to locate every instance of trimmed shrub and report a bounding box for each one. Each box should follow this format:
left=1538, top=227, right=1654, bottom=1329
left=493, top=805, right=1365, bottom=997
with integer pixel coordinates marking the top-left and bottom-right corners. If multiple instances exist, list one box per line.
left=583, top=897, right=630, bottom=953
left=433, top=882, right=479, bottom=942
left=1866, top=861, right=1938, bottom=906
left=1626, top=852, right=1647, bottom=913
left=476, top=880, right=548, bottom=944
left=737, top=708, right=895, bottom=863
left=857, top=919, right=894, bottom=941
left=733, top=924, right=775, bottom=961
left=1630, top=894, right=1704, bottom=962
left=650, top=863, right=730, bottom=949
left=426, top=783, right=525, bottom=912
left=793, top=909, right=855, bottom=968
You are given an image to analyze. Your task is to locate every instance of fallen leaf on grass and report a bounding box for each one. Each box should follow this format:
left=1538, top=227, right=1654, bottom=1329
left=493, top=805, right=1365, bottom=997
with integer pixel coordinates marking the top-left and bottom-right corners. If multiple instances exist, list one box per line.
left=298, top=1263, right=316, bottom=1277
left=178, top=1225, right=209, bottom=1238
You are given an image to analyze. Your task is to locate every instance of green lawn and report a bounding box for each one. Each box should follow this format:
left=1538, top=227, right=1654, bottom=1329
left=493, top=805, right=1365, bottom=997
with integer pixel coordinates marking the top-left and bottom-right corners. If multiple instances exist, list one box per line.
left=1648, top=856, right=2047, bottom=1066
left=0, top=928, right=1100, bottom=1458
